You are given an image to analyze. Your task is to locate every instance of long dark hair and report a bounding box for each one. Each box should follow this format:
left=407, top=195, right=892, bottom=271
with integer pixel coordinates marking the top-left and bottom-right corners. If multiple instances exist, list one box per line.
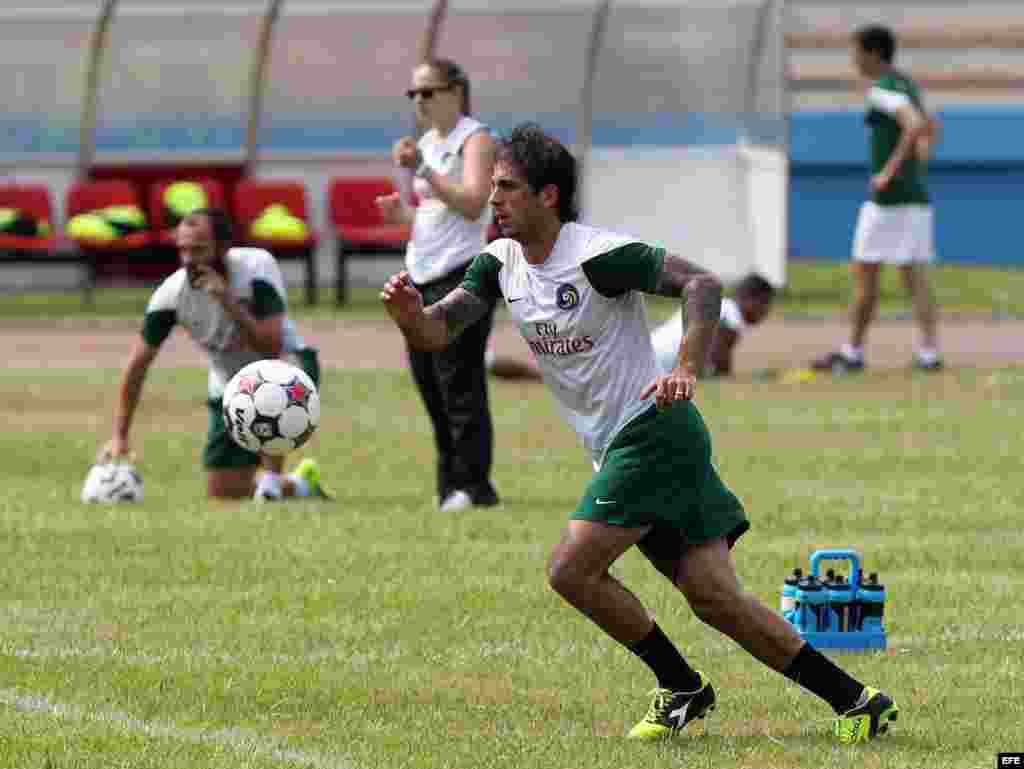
left=428, top=58, right=471, bottom=116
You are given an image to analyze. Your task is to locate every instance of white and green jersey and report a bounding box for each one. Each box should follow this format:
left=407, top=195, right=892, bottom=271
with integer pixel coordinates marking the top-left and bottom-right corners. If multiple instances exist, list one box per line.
left=141, top=247, right=299, bottom=400
left=866, top=70, right=929, bottom=206
left=463, top=222, right=666, bottom=467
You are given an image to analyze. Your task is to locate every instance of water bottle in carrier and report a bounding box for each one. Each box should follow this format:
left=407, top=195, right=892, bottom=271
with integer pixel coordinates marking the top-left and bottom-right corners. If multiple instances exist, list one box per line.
left=796, top=575, right=827, bottom=632
left=781, top=567, right=802, bottom=620
left=828, top=574, right=854, bottom=632
left=857, top=572, right=886, bottom=632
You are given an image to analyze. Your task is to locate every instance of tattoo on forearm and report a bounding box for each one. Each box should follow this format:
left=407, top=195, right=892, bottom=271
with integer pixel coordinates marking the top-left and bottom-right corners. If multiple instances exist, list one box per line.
left=655, top=253, right=723, bottom=322
left=688, top=274, right=723, bottom=322
left=432, top=287, right=488, bottom=339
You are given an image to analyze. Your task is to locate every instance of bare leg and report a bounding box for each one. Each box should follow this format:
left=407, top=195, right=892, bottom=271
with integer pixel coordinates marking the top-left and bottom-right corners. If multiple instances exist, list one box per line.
left=850, top=262, right=882, bottom=350
left=899, top=264, right=939, bottom=351
left=208, top=465, right=260, bottom=499
left=674, top=538, right=803, bottom=672
left=546, top=520, right=654, bottom=645
left=638, top=536, right=870, bottom=718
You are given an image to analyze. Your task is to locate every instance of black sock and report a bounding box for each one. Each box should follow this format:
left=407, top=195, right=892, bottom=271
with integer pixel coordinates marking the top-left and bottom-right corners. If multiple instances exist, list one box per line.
left=629, top=622, right=702, bottom=692
left=783, top=642, right=864, bottom=714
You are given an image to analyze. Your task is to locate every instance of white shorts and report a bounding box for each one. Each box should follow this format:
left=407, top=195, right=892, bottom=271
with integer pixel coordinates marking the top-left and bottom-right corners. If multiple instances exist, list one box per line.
left=852, top=202, right=935, bottom=265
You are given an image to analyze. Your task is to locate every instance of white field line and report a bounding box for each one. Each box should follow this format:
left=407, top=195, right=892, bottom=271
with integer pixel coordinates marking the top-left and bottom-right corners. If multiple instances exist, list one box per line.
left=0, top=688, right=354, bottom=769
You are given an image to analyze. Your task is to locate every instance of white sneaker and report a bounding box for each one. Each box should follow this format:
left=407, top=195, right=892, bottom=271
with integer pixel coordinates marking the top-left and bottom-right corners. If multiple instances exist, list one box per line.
left=253, top=471, right=283, bottom=503
left=438, top=489, right=472, bottom=513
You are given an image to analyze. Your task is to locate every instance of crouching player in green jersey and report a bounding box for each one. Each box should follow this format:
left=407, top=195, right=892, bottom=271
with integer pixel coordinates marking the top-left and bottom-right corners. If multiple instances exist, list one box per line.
left=99, top=208, right=330, bottom=502
left=382, top=124, right=898, bottom=744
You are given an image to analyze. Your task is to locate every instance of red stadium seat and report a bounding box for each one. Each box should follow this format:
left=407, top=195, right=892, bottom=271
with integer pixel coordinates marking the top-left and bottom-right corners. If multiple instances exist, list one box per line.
left=0, top=183, right=59, bottom=255
left=232, top=178, right=319, bottom=305
left=149, top=178, right=226, bottom=247
left=0, top=182, right=96, bottom=304
left=328, top=176, right=410, bottom=305
left=65, top=179, right=152, bottom=253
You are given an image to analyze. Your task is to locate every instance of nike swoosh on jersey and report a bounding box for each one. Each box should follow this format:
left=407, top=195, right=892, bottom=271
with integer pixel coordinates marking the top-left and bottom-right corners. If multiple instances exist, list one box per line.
left=595, top=498, right=616, bottom=505
left=508, top=297, right=524, bottom=302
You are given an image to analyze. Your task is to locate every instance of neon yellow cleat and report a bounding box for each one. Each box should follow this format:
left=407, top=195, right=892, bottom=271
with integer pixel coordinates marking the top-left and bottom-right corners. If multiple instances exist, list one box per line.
left=292, top=458, right=332, bottom=500
left=627, top=672, right=716, bottom=740
left=834, top=687, right=899, bottom=745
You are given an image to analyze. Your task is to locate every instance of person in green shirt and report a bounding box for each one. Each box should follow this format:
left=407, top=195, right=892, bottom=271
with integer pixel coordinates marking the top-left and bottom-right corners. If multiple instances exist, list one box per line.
left=97, top=209, right=329, bottom=501
left=813, top=24, right=943, bottom=373
left=383, top=122, right=898, bottom=745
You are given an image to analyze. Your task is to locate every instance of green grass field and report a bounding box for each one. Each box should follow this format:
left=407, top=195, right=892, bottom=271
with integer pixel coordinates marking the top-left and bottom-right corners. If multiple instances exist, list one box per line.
left=1, top=361, right=1021, bottom=768
left=3, top=259, right=1024, bottom=322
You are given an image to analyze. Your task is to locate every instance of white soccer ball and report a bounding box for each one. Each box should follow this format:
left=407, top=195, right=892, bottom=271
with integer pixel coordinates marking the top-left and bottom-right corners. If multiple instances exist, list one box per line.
left=222, top=360, right=320, bottom=457
left=81, top=462, right=144, bottom=504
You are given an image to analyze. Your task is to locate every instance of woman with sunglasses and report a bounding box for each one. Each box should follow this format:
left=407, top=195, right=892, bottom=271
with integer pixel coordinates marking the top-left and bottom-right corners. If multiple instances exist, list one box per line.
left=378, top=1, right=499, bottom=513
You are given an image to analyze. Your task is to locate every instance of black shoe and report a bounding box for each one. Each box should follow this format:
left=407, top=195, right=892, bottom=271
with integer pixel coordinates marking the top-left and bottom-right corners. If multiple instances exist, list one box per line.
left=627, top=672, right=716, bottom=739
left=833, top=686, right=899, bottom=744
left=470, top=487, right=501, bottom=507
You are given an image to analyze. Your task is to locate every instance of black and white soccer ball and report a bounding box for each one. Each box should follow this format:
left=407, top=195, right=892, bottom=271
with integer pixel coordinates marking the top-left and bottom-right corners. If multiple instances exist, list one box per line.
left=81, top=461, right=144, bottom=503
left=221, top=360, right=320, bottom=457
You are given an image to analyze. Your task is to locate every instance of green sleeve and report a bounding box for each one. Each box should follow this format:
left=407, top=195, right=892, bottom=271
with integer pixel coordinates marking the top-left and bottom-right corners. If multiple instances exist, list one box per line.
left=460, top=252, right=503, bottom=303
left=250, top=278, right=286, bottom=319
left=581, top=243, right=666, bottom=298
left=141, top=309, right=176, bottom=347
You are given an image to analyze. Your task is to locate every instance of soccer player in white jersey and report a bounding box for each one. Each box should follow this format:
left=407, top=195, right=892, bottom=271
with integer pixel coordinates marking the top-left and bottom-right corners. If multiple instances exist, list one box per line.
left=488, top=273, right=775, bottom=381
left=98, top=209, right=329, bottom=501
left=382, top=124, right=898, bottom=744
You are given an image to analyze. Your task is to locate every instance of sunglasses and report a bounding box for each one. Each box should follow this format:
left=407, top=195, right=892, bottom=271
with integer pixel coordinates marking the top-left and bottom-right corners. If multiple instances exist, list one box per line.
left=406, top=83, right=454, bottom=101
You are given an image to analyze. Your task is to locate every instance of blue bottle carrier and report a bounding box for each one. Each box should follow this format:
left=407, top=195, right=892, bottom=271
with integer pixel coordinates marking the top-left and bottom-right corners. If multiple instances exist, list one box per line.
left=782, top=548, right=886, bottom=651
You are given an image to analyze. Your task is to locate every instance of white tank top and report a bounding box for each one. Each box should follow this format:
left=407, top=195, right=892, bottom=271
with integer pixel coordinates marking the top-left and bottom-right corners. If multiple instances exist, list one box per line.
left=405, top=116, right=491, bottom=285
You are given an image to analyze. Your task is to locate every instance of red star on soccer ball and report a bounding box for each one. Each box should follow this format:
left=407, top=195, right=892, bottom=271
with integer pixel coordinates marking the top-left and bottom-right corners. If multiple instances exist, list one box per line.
left=286, top=380, right=308, bottom=403
left=236, top=374, right=260, bottom=395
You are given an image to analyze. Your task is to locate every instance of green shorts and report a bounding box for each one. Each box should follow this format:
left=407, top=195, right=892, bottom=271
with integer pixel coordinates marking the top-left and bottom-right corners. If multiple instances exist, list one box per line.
left=204, top=399, right=261, bottom=470
left=573, top=401, right=749, bottom=559
left=203, top=347, right=322, bottom=470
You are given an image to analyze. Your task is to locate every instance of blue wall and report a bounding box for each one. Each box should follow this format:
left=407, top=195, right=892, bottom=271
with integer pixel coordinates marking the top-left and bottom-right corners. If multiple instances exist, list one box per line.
left=790, top=108, right=1024, bottom=266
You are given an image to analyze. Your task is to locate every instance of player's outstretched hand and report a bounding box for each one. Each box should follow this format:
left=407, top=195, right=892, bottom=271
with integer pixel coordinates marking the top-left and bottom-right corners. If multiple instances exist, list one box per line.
left=640, top=366, right=697, bottom=410
left=393, top=137, right=419, bottom=169
left=97, top=436, right=132, bottom=463
left=376, top=192, right=405, bottom=225
left=870, top=171, right=893, bottom=194
left=381, top=271, right=425, bottom=329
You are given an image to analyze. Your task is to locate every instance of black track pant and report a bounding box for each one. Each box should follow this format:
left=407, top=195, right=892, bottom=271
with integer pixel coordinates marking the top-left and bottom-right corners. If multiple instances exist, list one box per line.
left=407, top=266, right=499, bottom=505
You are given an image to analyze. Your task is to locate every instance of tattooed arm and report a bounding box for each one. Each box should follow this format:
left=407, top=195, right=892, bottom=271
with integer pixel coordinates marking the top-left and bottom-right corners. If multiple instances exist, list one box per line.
left=381, top=271, right=490, bottom=352
left=420, top=288, right=491, bottom=350
left=653, top=253, right=723, bottom=377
